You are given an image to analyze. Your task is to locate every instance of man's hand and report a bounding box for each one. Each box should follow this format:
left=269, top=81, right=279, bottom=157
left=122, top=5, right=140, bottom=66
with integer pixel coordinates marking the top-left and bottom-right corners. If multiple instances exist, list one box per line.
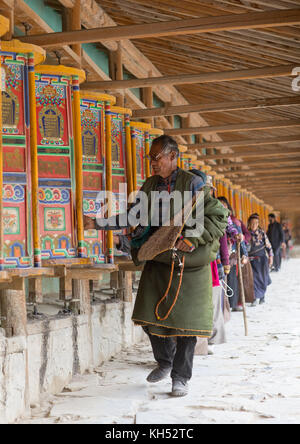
left=235, top=233, right=244, bottom=242
left=241, top=255, right=248, bottom=265
left=83, top=215, right=96, bottom=230
left=224, top=265, right=231, bottom=275
left=113, top=235, right=120, bottom=246
left=175, top=239, right=193, bottom=252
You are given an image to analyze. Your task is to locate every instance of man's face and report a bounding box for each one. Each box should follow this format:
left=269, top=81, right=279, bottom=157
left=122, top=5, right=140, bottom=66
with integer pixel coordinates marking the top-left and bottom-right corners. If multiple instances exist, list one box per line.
left=250, top=218, right=259, bottom=231
left=269, top=217, right=275, bottom=224
left=149, top=141, right=177, bottom=178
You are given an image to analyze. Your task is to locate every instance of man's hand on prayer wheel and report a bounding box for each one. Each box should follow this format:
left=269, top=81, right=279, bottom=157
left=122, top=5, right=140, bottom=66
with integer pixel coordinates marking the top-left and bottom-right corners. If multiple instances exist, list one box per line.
left=113, top=235, right=120, bottom=246
left=83, top=215, right=96, bottom=230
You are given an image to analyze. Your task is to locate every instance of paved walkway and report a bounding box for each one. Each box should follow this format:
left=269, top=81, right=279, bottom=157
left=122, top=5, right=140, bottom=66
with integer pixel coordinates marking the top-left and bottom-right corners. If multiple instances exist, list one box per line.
left=22, top=257, right=300, bottom=424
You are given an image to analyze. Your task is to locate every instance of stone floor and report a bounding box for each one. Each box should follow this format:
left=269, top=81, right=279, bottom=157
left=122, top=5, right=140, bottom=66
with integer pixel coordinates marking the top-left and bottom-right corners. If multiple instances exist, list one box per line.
left=20, top=256, right=300, bottom=424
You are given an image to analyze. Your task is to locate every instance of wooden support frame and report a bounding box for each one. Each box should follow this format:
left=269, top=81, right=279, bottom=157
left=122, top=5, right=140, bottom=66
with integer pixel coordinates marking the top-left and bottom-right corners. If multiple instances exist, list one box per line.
left=165, top=119, right=300, bottom=137
left=81, top=64, right=295, bottom=91
left=186, top=135, right=300, bottom=150
left=19, top=8, right=300, bottom=47
left=132, top=96, right=300, bottom=119
left=225, top=167, right=300, bottom=177
left=201, top=148, right=300, bottom=161
left=0, top=278, right=27, bottom=337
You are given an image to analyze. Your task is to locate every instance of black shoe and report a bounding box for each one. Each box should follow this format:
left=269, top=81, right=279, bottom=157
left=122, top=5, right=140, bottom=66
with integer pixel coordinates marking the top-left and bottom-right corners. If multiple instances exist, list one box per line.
left=147, top=366, right=171, bottom=383
left=232, top=306, right=243, bottom=312
left=259, top=298, right=265, bottom=305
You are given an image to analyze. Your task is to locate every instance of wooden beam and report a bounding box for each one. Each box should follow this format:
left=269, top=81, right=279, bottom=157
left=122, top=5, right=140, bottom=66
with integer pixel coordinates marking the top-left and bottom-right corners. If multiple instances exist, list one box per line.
left=202, top=148, right=300, bottom=161
left=57, top=0, right=75, bottom=7
left=165, top=119, right=300, bottom=137
left=19, top=8, right=300, bottom=47
left=234, top=172, right=300, bottom=182
left=252, top=185, right=300, bottom=191
left=225, top=167, right=300, bottom=176
left=187, top=135, right=300, bottom=150
left=0, top=0, right=14, bottom=41
left=81, top=64, right=295, bottom=90
left=214, top=158, right=300, bottom=169
left=131, top=96, right=300, bottom=119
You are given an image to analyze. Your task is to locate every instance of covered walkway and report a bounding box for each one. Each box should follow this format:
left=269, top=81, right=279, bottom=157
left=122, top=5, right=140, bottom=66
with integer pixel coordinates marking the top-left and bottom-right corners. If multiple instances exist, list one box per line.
left=22, top=253, right=300, bottom=425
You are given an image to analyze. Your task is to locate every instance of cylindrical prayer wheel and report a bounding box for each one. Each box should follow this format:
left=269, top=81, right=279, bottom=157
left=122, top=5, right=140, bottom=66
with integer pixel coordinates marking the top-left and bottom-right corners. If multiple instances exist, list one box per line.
left=1, top=40, right=45, bottom=269
left=110, top=106, right=133, bottom=197
left=34, top=64, right=85, bottom=264
left=178, top=145, right=187, bottom=168
left=147, top=127, right=164, bottom=178
left=215, top=174, right=224, bottom=198
left=109, top=106, right=133, bottom=260
left=130, top=121, right=151, bottom=190
left=80, top=92, right=116, bottom=263
left=181, top=153, right=197, bottom=171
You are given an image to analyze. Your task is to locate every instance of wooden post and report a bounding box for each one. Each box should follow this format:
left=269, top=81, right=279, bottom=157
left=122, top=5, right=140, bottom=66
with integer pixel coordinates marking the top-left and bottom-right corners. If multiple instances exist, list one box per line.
left=28, top=53, right=42, bottom=267
left=182, top=114, right=192, bottom=146
left=59, top=276, right=73, bottom=302
left=70, top=279, right=90, bottom=315
left=72, top=75, right=85, bottom=258
left=71, top=0, right=81, bottom=62
left=143, top=71, right=153, bottom=127
left=109, top=42, right=125, bottom=107
left=116, top=271, right=133, bottom=302
left=0, top=278, right=27, bottom=337
left=105, top=101, right=114, bottom=264
left=1, top=5, right=14, bottom=41
left=28, top=277, right=43, bottom=310
left=116, top=42, right=125, bottom=107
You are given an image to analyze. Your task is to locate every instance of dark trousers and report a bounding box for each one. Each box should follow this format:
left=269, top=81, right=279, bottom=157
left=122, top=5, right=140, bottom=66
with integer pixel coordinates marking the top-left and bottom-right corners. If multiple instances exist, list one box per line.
left=273, top=247, right=282, bottom=271
left=228, top=265, right=239, bottom=309
left=144, top=327, right=197, bottom=383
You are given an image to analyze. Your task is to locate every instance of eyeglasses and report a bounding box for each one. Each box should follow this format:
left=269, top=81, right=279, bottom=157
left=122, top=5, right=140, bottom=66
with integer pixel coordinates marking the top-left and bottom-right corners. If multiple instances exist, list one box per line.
left=145, top=151, right=166, bottom=162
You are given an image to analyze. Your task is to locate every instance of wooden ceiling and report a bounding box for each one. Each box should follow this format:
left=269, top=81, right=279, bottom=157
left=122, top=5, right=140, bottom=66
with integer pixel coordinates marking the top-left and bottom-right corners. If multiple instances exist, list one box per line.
left=4, top=0, right=300, bottom=212
left=96, top=0, right=300, bottom=210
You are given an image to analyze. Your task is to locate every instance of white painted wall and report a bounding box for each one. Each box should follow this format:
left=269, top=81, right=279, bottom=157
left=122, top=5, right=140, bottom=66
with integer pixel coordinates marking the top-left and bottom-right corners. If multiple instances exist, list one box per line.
left=0, top=299, right=145, bottom=424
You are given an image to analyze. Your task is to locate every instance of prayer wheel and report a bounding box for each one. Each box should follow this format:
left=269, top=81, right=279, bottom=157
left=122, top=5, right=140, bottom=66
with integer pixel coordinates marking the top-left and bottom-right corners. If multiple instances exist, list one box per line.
left=1, top=40, right=45, bottom=269
left=232, top=185, right=242, bottom=221
left=80, top=92, right=116, bottom=263
left=147, top=127, right=164, bottom=178
left=181, top=153, right=197, bottom=171
left=109, top=106, right=133, bottom=260
left=178, top=145, right=187, bottom=168
left=110, top=106, right=133, bottom=198
left=34, top=65, right=85, bottom=264
left=130, top=121, right=151, bottom=190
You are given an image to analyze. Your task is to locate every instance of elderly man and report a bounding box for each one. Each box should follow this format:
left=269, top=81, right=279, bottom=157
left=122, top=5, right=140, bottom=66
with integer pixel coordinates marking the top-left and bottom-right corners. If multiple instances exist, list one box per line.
left=84, top=135, right=228, bottom=397
left=267, top=213, right=285, bottom=272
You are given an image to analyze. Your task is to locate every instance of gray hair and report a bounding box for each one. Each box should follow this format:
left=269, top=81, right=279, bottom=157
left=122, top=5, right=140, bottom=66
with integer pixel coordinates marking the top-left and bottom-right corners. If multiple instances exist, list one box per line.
left=152, top=135, right=180, bottom=158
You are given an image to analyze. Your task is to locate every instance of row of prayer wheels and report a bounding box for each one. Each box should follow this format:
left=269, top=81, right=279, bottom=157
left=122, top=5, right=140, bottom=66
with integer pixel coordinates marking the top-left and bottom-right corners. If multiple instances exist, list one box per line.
left=0, top=23, right=273, bottom=269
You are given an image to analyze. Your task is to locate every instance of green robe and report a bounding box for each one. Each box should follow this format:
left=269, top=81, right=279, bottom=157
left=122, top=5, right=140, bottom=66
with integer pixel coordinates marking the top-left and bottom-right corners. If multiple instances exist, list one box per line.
left=131, top=169, right=229, bottom=337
